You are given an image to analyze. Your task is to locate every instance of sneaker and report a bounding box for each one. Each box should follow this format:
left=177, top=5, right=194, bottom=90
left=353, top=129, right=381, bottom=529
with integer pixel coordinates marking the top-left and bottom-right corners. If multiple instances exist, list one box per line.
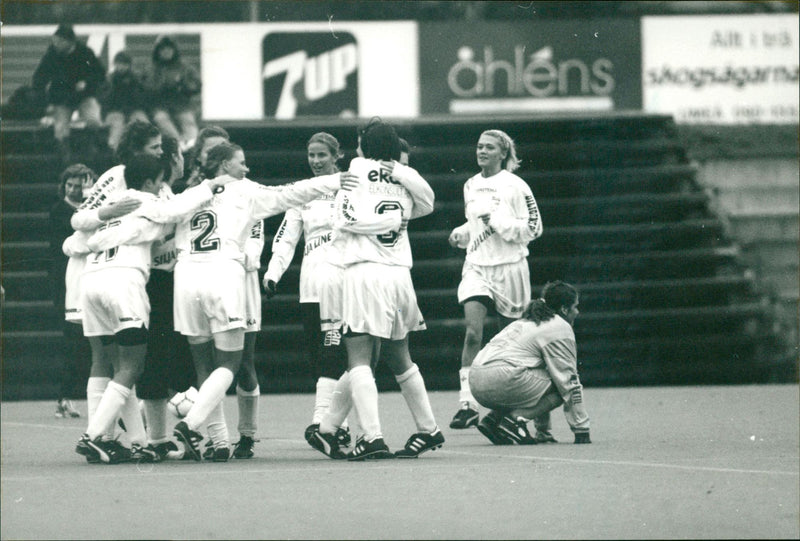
left=86, top=437, right=133, bottom=464
left=151, top=440, right=182, bottom=460
left=347, top=437, right=393, bottom=461
left=497, top=415, right=537, bottom=445
left=173, top=421, right=203, bottom=461
left=233, top=435, right=256, bottom=459
left=308, top=428, right=347, bottom=460
left=55, top=402, right=66, bottom=418
left=449, top=403, right=479, bottom=429
left=534, top=431, right=558, bottom=444
left=477, top=412, right=514, bottom=445
left=394, top=429, right=445, bottom=458
left=335, top=426, right=352, bottom=448
left=59, top=399, right=81, bottom=418
left=131, top=443, right=162, bottom=463
left=75, top=433, right=100, bottom=463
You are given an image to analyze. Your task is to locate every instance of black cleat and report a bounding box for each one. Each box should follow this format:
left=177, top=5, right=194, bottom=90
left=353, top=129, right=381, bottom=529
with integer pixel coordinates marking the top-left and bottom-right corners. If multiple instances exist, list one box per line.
left=309, top=428, right=347, bottom=460
left=477, top=413, right=514, bottom=445
left=173, top=421, right=203, bottom=461
left=394, top=429, right=445, bottom=458
left=449, top=404, right=479, bottom=429
left=347, top=437, right=393, bottom=461
left=233, top=435, right=256, bottom=459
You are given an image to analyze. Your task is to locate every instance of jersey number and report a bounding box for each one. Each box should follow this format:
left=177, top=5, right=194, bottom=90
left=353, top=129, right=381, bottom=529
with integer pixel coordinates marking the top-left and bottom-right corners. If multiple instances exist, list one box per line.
left=375, top=200, right=404, bottom=247
left=190, top=211, right=220, bottom=253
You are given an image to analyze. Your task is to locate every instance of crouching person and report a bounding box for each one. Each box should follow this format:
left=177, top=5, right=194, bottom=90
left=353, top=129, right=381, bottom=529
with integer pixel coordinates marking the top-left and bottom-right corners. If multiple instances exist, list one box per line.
left=469, top=280, right=591, bottom=445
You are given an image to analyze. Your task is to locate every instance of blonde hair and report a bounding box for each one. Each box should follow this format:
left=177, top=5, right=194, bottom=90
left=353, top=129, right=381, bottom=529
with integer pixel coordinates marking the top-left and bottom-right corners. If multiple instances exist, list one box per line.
left=481, top=129, right=520, bottom=172
left=308, top=132, right=344, bottom=161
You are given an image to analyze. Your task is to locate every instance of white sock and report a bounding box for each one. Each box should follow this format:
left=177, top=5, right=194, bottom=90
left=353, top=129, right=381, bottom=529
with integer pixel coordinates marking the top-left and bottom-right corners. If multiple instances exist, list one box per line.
left=86, top=381, right=129, bottom=440
left=236, top=384, right=259, bottom=438
left=320, top=373, right=351, bottom=435
left=396, top=363, right=437, bottom=434
left=86, top=377, right=110, bottom=425
left=205, top=401, right=229, bottom=448
left=119, top=387, right=147, bottom=446
left=184, top=367, right=233, bottom=431
left=349, top=365, right=382, bottom=442
left=313, top=377, right=337, bottom=425
left=458, top=367, right=477, bottom=408
left=143, top=399, right=168, bottom=444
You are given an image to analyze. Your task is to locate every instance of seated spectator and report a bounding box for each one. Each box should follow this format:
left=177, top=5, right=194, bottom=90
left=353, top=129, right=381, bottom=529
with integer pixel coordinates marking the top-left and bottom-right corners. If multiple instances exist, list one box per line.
left=144, top=36, right=201, bottom=152
left=32, top=24, right=106, bottom=160
left=104, top=50, right=149, bottom=153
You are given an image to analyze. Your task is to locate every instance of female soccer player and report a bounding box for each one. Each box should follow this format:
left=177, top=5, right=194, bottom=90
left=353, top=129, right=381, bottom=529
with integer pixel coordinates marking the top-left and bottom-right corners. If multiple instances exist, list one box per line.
left=164, top=142, right=347, bottom=461
left=447, top=129, right=543, bottom=430
left=263, top=132, right=354, bottom=448
left=308, top=118, right=443, bottom=460
left=469, top=281, right=591, bottom=445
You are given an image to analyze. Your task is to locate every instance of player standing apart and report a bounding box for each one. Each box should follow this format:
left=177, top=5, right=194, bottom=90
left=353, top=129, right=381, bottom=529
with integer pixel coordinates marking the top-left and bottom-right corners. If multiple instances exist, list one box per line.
left=469, top=281, right=591, bottom=445
left=309, top=119, right=442, bottom=460
left=448, top=129, right=543, bottom=429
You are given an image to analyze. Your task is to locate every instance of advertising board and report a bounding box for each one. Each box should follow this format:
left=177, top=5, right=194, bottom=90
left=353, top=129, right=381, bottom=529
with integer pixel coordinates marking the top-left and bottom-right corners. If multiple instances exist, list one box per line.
left=418, top=20, right=642, bottom=115
left=642, top=14, right=799, bottom=124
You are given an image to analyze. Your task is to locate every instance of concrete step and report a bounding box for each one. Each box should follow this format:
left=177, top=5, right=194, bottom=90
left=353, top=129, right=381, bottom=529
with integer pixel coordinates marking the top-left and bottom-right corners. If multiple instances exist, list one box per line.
left=714, top=186, right=800, bottom=216
left=699, top=159, right=800, bottom=188
left=728, top=213, right=799, bottom=244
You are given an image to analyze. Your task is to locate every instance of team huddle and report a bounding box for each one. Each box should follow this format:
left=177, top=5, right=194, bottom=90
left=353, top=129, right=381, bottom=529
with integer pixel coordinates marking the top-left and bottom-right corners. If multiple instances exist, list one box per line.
left=63, top=117, right=590, bottom=465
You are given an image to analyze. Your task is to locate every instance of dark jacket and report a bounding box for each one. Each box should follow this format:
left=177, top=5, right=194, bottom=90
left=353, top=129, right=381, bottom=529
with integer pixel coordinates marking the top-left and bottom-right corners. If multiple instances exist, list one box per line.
left=104, top=69, right=147, bottom=114
left=32, top=41, right=106, bottom=107
left=144, top=36, right=201, bottom=112
left=48, top=198, right=77, bottom=308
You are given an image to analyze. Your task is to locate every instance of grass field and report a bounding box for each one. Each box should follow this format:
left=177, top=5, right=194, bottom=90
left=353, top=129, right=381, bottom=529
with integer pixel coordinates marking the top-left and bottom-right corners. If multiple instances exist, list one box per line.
left=2, top=385, right=798, bottom=540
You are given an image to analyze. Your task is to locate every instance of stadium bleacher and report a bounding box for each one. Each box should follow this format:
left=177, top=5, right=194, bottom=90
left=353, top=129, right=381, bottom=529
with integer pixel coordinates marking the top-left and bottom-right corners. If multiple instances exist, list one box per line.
left=2, top=112, right=793, bottom=399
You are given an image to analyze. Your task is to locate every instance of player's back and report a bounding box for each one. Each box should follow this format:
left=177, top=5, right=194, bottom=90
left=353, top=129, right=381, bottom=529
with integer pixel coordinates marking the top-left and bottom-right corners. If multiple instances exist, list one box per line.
left=333, top=157, right=416, bottom=268
left=174, top=178, right=257, bottom=265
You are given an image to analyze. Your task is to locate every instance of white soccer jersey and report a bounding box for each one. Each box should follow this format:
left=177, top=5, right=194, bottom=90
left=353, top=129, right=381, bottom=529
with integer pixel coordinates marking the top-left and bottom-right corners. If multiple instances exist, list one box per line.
left=172, top=175, right=340, bottom=266
left=243, top=180, right=267, bottom=272
left=83, top=190, right=171, bottom=281
left=62, top=231, right=92, bottom=322
left=450, top=169, right=543, bottom=266
left=71, top=164, right=127, bottom=231
left=331, top=158, right=434, bottom=268
left=264, top=191, right=337, bottom=302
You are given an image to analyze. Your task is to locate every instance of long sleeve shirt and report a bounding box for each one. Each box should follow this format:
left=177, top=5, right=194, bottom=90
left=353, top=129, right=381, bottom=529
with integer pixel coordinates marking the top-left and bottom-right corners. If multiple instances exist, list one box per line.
left=32, top=41, right=106, bottom=102
left=331, top=158, right=435, bottom=269
left=264, top=191, right=338, bottom=301
left=472, top=315, right=589, bottom=433
left=450, top=169, right=543, bottom=266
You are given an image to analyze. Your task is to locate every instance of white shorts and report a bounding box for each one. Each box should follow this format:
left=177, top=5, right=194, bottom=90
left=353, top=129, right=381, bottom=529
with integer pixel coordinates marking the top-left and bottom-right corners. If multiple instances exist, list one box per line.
left=64, top=255, right=87, bottom=323
left=174, top=260, right=246, bottom=337
left=81, top=267, right=150, bottom=336
left=244, top=270, right=261, bottom=333
left=342, top=262, right=426, bottom=341
left=317, top=262, right=345, bottom=332
left=457, top=259, right=531, bottom=319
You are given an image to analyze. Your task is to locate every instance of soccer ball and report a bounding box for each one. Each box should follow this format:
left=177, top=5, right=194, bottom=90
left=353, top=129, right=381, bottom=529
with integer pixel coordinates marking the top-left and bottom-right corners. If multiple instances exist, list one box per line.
left=168, top=386, right=198, bottom=418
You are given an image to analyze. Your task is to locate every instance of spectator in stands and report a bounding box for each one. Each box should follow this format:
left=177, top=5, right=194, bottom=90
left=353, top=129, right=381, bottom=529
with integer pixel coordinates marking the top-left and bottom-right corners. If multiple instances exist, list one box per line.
left=32, top=24, right=106, bottom=161
left=104, top=50, right=149, bottom=153
left=447, top=129, right=543, bottom=430
left=469, top=281, right=591, bottom=445
left=49, top=163, right=97, bottom=418
left=144, top=36, right=201, bottom=152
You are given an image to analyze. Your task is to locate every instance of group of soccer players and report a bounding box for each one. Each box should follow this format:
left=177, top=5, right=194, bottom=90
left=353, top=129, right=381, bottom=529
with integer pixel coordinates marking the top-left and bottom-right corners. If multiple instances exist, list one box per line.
left=63, top=115, right=590, bottom=465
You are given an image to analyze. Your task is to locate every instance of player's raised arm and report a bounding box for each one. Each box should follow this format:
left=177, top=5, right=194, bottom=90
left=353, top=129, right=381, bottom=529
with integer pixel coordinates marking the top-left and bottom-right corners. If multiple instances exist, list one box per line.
left=332, top=185, right=402, bottom=235
left=62, top=230, right=92, bottom=257
left=248, top=174, right=341, bottom=220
